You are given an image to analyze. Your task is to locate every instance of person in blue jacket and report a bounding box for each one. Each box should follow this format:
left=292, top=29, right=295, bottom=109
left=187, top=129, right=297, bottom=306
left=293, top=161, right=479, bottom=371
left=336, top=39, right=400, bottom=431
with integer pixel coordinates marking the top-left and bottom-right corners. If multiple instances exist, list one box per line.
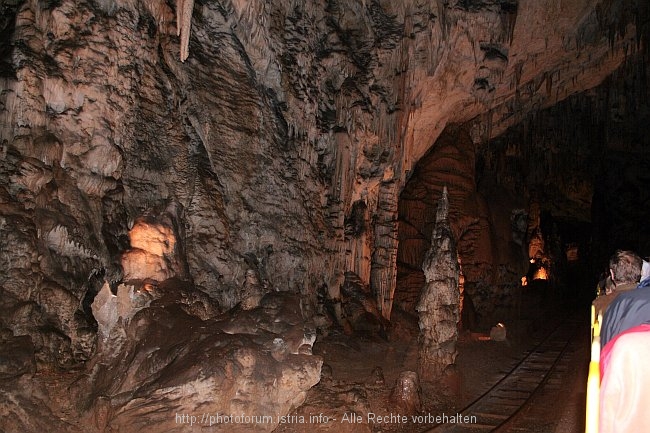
left=600, top=255, right=649, bottom=349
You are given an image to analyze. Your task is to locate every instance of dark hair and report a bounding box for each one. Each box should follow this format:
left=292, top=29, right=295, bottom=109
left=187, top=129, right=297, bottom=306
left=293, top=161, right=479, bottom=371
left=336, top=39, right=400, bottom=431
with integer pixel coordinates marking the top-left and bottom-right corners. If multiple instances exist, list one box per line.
left=609, top=250, right=643, bottom=285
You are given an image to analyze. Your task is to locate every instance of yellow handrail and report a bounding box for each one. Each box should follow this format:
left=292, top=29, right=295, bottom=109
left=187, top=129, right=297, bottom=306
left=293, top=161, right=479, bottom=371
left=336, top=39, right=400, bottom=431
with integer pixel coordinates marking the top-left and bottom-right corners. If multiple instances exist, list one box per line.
left=585, top=306, right=601, bottom=433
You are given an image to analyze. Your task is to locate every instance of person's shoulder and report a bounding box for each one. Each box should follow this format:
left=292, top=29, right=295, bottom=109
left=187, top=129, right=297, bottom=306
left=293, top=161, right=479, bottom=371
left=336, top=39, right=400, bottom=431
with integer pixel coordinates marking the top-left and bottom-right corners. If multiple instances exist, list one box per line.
left=608, top=324, right=650, bottom=352
left=592, top=292, right=612, bottom=305
left=611, top=284, right=650, bottom=306
left=615, top=282, right=638, bottom=293
left=626, top=283, right=650, bottom=296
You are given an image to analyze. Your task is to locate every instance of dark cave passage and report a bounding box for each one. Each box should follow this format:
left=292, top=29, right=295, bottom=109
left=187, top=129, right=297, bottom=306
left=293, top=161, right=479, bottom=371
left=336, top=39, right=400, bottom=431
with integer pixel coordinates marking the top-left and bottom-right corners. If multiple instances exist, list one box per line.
left=395, top=64, right=650, bottom=333
left=394, top=122, right=592, bottom=333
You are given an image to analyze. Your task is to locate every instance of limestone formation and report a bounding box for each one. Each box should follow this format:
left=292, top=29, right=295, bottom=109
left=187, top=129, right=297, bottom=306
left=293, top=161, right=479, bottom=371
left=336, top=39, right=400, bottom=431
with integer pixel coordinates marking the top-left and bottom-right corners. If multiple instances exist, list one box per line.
left=272, top=367, right=375, bottom=433
left=77, top=283, right=322, bottom=433
left=240, top=268, right=265, bottom=310
left=490, top=322, right=507, bottom=342
left=1, top=0, right=649, bottom=430
left=416, top=187, right=460, bottom=381
left=389, top=370, right=422, bottom=416
left=175, top=0, right=194, bottom=62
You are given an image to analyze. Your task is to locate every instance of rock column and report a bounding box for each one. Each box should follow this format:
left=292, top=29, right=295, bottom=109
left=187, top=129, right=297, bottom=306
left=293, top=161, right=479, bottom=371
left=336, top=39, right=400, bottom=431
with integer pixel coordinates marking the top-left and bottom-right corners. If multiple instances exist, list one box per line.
left=416, top=187, right=460, bottom=381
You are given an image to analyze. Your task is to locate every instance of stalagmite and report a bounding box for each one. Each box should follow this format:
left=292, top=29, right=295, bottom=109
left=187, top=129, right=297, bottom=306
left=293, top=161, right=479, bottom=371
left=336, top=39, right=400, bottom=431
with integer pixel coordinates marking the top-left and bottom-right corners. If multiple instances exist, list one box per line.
left=416, top=186, right=460, bottom=381
left=389, top=370, right=422, bottom=415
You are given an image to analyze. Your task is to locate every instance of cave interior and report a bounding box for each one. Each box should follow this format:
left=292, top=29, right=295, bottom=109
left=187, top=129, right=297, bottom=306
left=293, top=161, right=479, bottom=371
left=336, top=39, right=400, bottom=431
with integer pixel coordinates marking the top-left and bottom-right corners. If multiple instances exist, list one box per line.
left=1, top=0, right=649, bottom=431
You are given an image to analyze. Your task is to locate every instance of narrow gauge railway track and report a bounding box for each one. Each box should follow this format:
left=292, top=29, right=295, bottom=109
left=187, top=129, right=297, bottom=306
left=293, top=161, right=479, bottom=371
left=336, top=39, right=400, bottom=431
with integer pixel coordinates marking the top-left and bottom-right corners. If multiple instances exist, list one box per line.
left=422, top=315, right=582, bottom=433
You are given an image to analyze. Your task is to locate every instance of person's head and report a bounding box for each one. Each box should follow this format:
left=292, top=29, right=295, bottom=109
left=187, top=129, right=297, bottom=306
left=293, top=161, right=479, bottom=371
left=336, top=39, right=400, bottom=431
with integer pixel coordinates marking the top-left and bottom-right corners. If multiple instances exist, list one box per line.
left=609, top=250, right=643, bottom=285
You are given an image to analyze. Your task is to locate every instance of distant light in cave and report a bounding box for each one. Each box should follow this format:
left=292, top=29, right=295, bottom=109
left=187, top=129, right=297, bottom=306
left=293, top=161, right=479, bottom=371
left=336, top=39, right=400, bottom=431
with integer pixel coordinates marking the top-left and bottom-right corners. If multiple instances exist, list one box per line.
left=533, top=266, right=548, bottom=280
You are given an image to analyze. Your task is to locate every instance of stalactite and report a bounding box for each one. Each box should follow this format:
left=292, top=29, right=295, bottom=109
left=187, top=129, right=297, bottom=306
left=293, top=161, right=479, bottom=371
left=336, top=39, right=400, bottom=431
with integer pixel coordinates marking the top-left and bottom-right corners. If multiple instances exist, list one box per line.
left=499, top=2, right=517, bottom=45
left=176, top=0, right=195, bottom=62
left=436, top=0, right=448, bottom=42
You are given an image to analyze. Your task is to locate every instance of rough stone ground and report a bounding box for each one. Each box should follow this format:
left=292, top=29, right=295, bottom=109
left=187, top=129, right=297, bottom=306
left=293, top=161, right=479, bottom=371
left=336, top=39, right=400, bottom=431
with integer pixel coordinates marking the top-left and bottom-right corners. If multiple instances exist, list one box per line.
left=274, top=286, right=590, bottom=433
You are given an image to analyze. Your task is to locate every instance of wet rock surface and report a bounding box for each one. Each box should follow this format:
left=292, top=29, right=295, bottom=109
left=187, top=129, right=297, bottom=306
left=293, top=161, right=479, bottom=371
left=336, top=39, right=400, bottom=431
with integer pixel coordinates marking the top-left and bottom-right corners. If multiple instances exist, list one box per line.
left=83, top=285, right=321, bottom=433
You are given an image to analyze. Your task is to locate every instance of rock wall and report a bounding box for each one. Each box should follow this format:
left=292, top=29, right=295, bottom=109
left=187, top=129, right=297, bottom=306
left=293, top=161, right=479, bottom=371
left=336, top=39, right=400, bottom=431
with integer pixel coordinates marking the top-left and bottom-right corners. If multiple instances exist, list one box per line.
left=0, top=0, right=645, bottom=366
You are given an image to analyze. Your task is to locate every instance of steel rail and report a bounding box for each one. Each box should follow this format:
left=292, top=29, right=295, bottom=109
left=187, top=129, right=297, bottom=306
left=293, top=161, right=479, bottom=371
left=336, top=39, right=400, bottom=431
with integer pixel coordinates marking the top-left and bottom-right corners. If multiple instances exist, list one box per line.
left=420, top=315, right=579, bottom=433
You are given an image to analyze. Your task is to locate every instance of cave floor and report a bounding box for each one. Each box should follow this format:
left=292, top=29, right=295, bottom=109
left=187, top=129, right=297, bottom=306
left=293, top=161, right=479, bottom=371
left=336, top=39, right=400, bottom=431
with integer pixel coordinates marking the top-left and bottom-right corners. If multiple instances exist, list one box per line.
left=2, top=287, right=590, bottom=433
left=275, top=289, right=590, bottom=433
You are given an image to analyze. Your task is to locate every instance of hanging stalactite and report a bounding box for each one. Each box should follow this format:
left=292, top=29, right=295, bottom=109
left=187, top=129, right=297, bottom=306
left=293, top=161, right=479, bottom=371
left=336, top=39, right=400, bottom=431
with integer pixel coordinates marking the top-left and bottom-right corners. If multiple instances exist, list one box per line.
left=176, top=0, right=195, bottom=62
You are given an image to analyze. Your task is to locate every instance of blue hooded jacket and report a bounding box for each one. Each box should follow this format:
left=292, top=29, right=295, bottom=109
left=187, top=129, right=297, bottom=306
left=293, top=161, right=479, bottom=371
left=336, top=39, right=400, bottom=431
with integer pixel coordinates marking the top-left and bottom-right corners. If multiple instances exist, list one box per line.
left=601, top=281, right=650, bottom=348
